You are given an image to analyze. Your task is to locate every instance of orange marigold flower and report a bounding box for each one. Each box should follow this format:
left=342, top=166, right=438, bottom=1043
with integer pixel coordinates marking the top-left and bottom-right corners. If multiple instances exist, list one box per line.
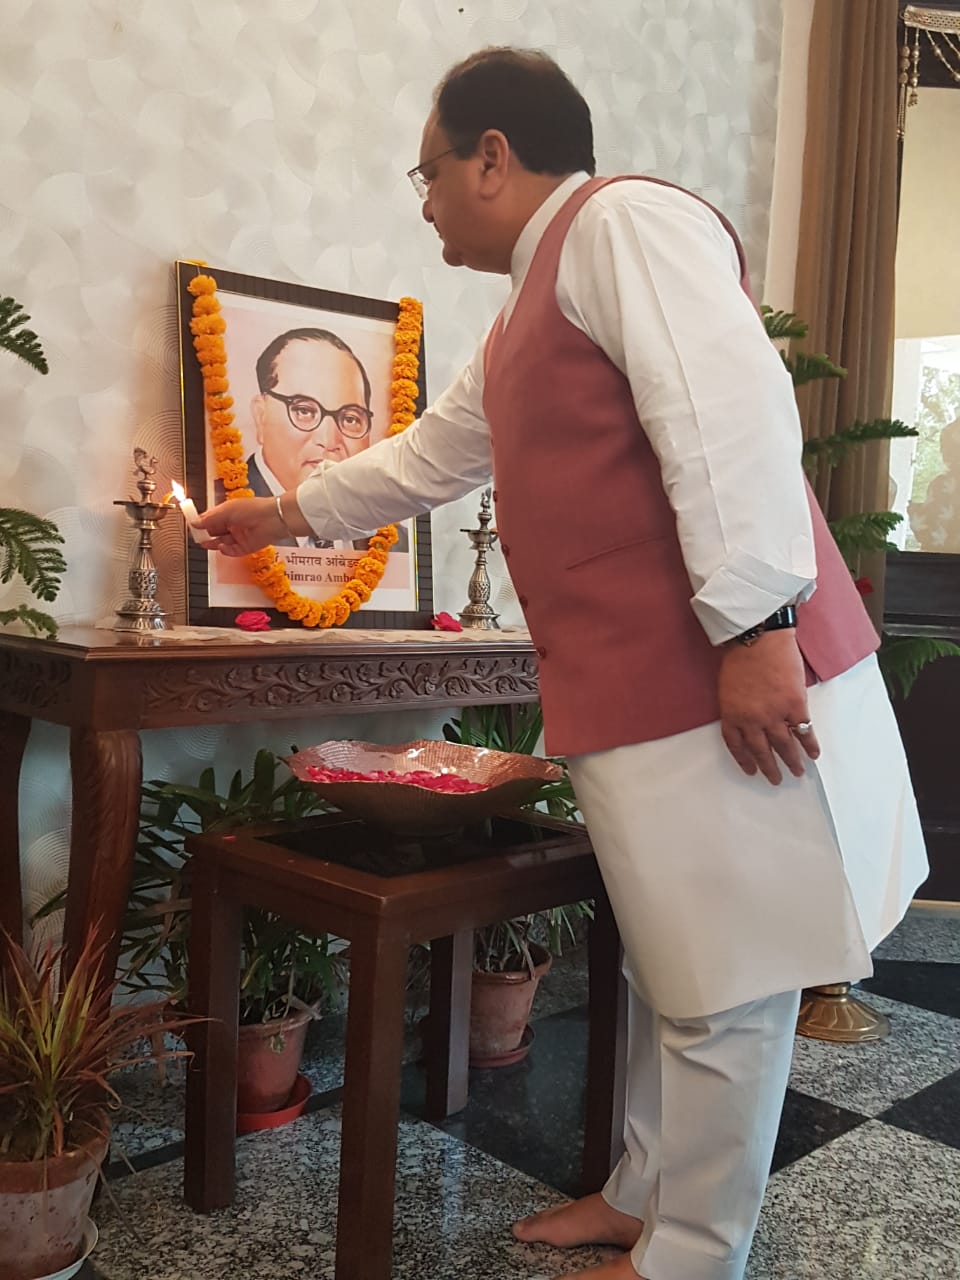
left=211, top=425, right=239, bottom=446
left=192, top=295, right=221, bottom=316
left=355, top=555, right=386, bottom=578
left=209, top=411, right=236, bottom=428
left=378, top=525, right=400, bottom=546
left=205, top=394, right=235, bottom=410
left=340, top=587, right=361, bottom=611
left=214, top=442, right=245, bottom=462
left=347, top=579, right=373, bottom=603
left=190, top=315, right=227, bottom=336
left=331, top=598, right=351, bottom=626
left=204, top=376, right=229, bottom=394
left=187, top=274, right=218, bottom=296
left=226, top=486, right=254, bottom=501
left=393, top=377, right=419, bottom=398
left=285, top=597, right=311, bottom=621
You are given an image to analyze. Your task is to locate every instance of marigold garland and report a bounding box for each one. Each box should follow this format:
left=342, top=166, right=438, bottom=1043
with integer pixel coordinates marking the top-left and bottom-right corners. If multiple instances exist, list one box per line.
left=187, top=274, right=423, bottom=628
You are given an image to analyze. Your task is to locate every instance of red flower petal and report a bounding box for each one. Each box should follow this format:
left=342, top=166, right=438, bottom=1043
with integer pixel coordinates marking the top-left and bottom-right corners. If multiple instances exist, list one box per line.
left=235, top=610, right=272, bottom=631
left=431, top=611, right=463, bottom=632
left=854, top=577, right=874, bottom=596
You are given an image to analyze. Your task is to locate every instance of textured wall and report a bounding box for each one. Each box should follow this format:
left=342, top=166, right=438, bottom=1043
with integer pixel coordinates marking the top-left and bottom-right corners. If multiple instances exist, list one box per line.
left=1, top=0, right=782, bottom=922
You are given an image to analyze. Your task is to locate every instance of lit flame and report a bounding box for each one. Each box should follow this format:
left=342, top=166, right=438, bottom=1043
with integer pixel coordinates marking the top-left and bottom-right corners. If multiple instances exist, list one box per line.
left=170, top=480, right=186, bottom=504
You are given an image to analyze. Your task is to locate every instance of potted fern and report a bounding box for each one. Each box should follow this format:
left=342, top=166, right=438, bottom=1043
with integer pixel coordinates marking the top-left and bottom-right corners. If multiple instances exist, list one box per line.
left=0, top=296, right=65, bottom=637
left=762, top=306, right=960, bottom=697
left=0, top=930, right=191, bottom=1280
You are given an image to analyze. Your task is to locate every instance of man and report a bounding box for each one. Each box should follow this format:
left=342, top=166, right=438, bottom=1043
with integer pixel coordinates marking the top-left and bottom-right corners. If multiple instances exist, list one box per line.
left=199, top=49, right=927, bottom=1280
left=228, top=326, right=406, bottom=551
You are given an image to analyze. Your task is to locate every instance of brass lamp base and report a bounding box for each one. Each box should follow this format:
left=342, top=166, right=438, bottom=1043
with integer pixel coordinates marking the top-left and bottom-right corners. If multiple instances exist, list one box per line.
left=797, top=982, right=890, bottom=1043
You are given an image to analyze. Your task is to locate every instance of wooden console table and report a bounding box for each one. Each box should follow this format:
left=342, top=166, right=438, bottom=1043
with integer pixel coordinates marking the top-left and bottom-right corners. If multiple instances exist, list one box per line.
left=0, top=626, right=538, bottom=977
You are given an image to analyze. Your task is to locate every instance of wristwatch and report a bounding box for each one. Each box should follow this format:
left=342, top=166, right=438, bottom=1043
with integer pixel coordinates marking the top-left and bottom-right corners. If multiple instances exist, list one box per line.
left=733, top=605, right=798, bottom=647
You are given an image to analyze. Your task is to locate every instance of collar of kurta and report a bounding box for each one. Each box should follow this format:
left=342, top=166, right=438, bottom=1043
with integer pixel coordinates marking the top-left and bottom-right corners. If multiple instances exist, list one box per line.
left=509, top=171, right=590, bottom=289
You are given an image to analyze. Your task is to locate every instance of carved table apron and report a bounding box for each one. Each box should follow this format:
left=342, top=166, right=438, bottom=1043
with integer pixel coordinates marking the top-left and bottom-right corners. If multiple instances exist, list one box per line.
left=0, top=627, right=539, bottom=978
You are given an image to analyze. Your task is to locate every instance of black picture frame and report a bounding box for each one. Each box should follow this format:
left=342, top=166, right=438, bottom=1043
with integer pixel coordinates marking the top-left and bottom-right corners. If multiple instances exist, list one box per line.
left=175, top=261, right=433, bottom=630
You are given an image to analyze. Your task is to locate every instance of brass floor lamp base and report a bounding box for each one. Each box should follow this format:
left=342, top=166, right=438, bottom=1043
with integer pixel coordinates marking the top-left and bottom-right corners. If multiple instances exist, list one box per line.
left=797, top=982, right=891, bottom=1043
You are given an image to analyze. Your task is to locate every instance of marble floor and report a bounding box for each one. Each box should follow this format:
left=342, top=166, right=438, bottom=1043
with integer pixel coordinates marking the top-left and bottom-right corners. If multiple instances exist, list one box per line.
left=80, top=904, right=960, bottom=1280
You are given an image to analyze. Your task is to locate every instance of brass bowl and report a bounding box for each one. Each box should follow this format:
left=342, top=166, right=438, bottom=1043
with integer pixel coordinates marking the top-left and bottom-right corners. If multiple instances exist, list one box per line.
left=284, top=739, right=563, bottom=836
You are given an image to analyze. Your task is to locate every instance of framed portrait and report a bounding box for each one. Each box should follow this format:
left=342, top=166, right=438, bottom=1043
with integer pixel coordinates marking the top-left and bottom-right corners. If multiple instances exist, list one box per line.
left=175, top=261, right=432, bottom=629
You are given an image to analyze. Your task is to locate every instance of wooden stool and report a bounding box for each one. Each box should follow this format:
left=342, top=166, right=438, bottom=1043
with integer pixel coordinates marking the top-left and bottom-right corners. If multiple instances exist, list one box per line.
left=183, top=811, right=627, bottom=1280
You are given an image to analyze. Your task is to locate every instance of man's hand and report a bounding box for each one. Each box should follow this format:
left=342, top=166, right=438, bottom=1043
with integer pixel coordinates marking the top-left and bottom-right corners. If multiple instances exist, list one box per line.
left=718, top=629, right=820, bottom=785
left=196, top=497, right=287, bottom=556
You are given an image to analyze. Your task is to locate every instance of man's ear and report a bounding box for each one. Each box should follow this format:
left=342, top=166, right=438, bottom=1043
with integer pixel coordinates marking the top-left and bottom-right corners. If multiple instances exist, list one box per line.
left=251, top=395, right=267, bottom=446
left=477, top=129, right=511, bottom=191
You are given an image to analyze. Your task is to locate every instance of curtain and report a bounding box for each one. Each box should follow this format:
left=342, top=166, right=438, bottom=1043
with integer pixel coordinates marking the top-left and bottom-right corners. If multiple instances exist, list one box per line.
left=791, top=0, right=901, bottom=623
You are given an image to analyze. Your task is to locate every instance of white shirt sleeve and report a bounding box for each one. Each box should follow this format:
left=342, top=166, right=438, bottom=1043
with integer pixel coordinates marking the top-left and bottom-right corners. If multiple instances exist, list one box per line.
left=557, top=183, right=817, bottom=645
left=295, top=342, right=493, bottom=541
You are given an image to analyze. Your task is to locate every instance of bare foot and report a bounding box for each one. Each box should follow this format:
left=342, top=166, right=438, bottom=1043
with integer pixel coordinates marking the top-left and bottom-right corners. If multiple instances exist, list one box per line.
left=561, top=1253, right=645, bottom=1279
left=512, top=1192, right=643, bottom=1251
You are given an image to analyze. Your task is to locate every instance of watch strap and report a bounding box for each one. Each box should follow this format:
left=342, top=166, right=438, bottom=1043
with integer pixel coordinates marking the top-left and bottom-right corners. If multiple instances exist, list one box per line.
left=734, top=604, right=798, bottom=647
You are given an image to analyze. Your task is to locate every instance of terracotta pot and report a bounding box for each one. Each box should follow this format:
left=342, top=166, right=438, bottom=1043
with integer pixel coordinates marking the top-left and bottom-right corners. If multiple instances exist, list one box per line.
left=236, top=1008, right=314, bottom=1114
left=469, top=945, right=552, bottom=1065
left=0, top=1128, right=108, bottom=1280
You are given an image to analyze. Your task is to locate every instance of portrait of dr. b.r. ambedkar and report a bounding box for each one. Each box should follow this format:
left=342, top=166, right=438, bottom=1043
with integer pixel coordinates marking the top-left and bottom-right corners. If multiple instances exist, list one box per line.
left=218, top=326, right=408, bottom=552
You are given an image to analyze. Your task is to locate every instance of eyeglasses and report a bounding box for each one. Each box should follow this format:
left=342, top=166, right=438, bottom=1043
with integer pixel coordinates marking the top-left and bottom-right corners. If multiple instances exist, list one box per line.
left=406, top=145, right=461, bottom=200
left=263, top=390, right=372, bottom=439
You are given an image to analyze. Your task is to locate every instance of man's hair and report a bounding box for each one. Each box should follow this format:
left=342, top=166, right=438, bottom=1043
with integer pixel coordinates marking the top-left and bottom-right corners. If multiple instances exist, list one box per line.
left=435, top=48, right=595, bottom=177
left=255, top=328, right=372, bottom=408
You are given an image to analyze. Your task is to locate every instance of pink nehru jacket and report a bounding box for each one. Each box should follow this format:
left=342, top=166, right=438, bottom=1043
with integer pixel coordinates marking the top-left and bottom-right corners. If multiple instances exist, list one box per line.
left=482, top=176, right=879, bottom=758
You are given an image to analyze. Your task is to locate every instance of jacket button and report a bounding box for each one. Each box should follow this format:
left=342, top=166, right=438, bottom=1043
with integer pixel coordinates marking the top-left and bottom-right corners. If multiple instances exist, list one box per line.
left=518, top=594, right=528, bottom=608
left=536, top=645, right=547, bottom=659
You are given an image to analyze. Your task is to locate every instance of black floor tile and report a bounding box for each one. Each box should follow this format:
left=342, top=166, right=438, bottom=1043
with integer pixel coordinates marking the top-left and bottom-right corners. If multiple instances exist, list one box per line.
left=402, top=1005, right=589, bottom=1198
left=771, top=1089, right=869, bottom=1173
left=861, top=960, right=960, bottom=1020
left=878, top=1067, right=960, bottom=1152
left=402, top=1005, right=871, bottom=1195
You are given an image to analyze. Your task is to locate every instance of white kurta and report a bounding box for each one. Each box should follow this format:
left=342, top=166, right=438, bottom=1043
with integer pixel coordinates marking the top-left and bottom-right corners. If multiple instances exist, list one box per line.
left=296, top=174, right=928, bottom=1016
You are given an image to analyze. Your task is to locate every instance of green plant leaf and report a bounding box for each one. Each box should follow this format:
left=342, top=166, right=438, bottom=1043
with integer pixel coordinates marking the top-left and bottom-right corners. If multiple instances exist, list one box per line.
left=828, top=511, right=903, bottom=564
left=761, top=306, right=808, bottom=343
left=0, top=295, right=49, bottom=374
left=879, top=635, right=960, bottom=700
left=0, top=929, right=195, bottom=1161
left=0, top=604, right=59, bottom=637
left=0, top=509, right=65, bottom=602
left=781, top=350, right=846, bottom=387
left=802, top=419, right=919, bottom=471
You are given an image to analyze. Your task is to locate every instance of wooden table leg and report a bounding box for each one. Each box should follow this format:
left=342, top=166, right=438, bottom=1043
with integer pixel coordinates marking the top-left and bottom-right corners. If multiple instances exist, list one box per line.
left=581, top=885, right=628, bottom=1193
left=184, top=860, right=242, bottom=1212
left=424, top=929, right=473, bottom=1120
left=63, top=727, right=142, bottom=982
left=336, top=927, right=409, bottom=1280
left=0, top=711, right=31, bottom=950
